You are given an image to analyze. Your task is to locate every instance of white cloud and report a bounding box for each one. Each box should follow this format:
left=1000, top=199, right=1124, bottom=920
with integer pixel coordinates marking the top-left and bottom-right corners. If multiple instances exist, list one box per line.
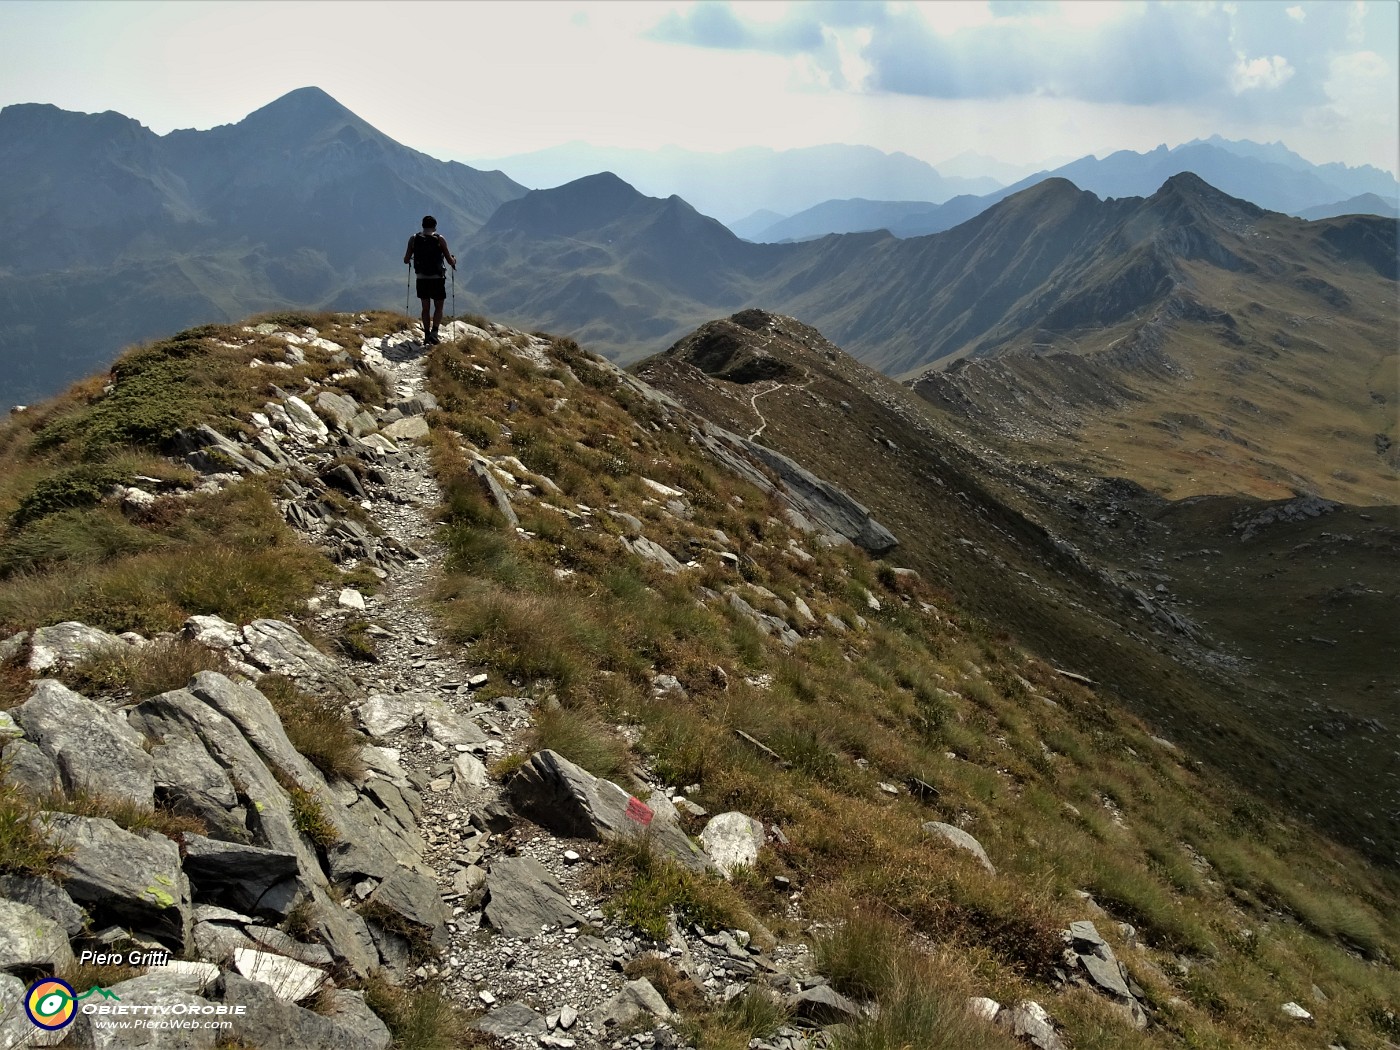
left=1231, top=54, right=1296, bottom=93
left=1285, top=6, right=1305, bottom=22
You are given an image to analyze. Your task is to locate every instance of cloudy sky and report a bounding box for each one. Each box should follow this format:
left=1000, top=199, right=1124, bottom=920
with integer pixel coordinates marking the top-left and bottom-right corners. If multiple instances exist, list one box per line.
left=2, top=0, right=1396, bottom=174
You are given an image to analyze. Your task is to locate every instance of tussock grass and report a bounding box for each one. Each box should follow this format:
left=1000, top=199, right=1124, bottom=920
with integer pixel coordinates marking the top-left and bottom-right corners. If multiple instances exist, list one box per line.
left=530, top=707, right=630, bottom=781
left=0, top=774, right=68, bottom=877
left=0, top=481, right=329, bottom=635
left=357, top=971, right=482, bottom=1050
left=258, top=674, right=367, bottom=782
left=815, top=909, right=1018, bottom=1050
left=592, top=834, right=755, bottom=942
left=46, top=790, right=207, bottom=841
left=59, top=637, right=228, bottom=700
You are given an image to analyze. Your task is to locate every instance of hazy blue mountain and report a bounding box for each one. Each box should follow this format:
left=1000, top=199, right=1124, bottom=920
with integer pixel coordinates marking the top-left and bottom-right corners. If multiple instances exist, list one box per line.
left=932, top=148, right=1052, bottom=183
left=743, top=136, right=1400, bottom=243
left=0, top=87, right=526, bottom=404
left=1297, top=193, right=1400, bottom=221
left=1001, top=141, right=1400, bottom=217
left=1191, top=135, right=1400, bottom=199
left=748, top=195, right=993, bottom=242
left=727, top=208, right=788, bottom=241
left=472, top=142, right=1000, bottom=223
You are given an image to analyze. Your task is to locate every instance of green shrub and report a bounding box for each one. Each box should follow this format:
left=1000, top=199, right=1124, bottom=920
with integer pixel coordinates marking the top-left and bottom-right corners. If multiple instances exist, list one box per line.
left=284, top=783, right=338, bottom=848
left=10, top=465, right=128, bottom=527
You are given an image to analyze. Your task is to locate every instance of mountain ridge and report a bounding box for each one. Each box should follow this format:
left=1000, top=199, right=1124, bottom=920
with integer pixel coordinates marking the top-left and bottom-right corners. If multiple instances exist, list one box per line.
left=0, top=89, right=527, bottom=404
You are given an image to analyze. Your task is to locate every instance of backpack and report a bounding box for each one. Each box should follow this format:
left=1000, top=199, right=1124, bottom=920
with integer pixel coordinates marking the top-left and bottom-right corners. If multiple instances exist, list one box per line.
left=411, top=232, right=445, bottom=275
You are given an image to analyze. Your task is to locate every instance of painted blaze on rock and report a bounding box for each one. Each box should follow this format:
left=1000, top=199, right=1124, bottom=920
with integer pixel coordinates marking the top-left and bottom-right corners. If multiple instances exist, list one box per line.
left=506, top=750, right=713, bottom=873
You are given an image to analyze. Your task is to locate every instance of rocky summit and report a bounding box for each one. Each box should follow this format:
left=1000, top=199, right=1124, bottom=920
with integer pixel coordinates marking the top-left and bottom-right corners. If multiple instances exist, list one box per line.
left=0, top=311, right=1396, bottom=1050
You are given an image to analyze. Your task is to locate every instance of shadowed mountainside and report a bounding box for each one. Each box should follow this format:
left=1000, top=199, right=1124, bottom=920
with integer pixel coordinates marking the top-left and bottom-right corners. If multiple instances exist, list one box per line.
left=635, top=308, right=1400, bottom=867
left=0, top=88, right=525, bottom=404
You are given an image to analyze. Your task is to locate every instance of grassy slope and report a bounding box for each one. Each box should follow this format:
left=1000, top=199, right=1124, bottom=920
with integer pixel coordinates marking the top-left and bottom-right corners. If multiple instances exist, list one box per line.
left=422, top=325, right=1399, bottom=1049
left=635, top=310, right=1399, bottom=863
left=0, top=312, right=1396, bottom=1049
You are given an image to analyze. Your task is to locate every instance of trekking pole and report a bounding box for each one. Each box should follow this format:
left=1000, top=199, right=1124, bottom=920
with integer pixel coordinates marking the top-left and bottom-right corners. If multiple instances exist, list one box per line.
left=405, top=264, right=411, bottom=314
left=451, top=267, right=456, bottom=322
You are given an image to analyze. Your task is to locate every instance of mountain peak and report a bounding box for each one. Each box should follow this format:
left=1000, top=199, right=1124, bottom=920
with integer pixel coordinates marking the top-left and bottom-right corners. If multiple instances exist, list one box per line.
left=1153, top=170, right=1263, bottom=217
left=482, top=171, right=654, bottom=238
left=233, top=86, right=361, bottom=138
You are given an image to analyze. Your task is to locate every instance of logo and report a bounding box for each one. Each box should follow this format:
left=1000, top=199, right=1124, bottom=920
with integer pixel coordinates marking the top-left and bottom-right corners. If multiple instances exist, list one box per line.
left=24, top=978, right=77, bottom=1031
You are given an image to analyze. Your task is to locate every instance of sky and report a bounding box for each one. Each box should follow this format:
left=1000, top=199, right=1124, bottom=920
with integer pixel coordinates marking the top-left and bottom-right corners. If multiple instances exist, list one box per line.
left=1, top=0, right=1396, bottom=176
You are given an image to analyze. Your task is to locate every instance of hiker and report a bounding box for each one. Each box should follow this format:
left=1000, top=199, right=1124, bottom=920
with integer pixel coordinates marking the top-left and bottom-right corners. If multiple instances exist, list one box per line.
left=404, top=215, right=456, bottom=344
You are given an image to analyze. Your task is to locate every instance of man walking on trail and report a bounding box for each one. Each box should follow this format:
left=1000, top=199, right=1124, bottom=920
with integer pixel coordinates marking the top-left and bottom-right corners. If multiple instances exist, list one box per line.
left=404, top=215, right=456, bottom=345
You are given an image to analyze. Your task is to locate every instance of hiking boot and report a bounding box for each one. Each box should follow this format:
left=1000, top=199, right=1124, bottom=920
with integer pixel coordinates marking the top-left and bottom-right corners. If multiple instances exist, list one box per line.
left=424, top=330, right=438, bottom=345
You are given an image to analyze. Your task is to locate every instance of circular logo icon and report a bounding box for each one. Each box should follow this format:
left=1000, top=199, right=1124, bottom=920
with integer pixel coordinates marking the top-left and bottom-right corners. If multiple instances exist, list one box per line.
left=25, top=978, right=77, bottom=1030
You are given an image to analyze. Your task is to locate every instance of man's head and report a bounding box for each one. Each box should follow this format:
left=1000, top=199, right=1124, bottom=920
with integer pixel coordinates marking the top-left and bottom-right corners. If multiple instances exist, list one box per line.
left=421, top=215, right=437, bottom=231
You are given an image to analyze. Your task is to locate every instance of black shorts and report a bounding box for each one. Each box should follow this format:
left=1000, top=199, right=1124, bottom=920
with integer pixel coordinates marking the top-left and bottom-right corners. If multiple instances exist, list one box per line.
left=415, top=276, right=446, bottom=302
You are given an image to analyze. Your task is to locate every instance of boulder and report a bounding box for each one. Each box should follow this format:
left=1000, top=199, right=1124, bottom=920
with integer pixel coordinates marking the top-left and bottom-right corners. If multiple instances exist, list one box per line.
left=243, top=926, right=333, bottom=968
left=63, top=970, right=221, bottom=1049
left=470, top=461, right=518, bottom=527
left=193, top=919, right=258, bottom=963
left=0, top=973, right=59, bottom=1049
left=967, top=996, right=1002, bottom=1022
left=726, top=592, right=800, bottom=648
left=452, top=753, right=490, bottom=791
left=0, top=875, right=88, bottom=937
left=923, top=821, right=996, bottom=875
left=591, top=978, right=673, bottom=1030
left=181, top=835, right=303, bottom=920
left=27, top=623, right=128, bottom=673
left=282, top=396, right=331, bottom=442
left=699, top=812, right=765, bottom=877
left=232, top=947, right=326, bottom=1002
left=793, top=983, right=861, bottom=1024
left=0, top=898, right=75, bottom=974
left=999, top=1000, right=1065, bottom=1050
left=484, top=856, right=586, bottom=939
left=174, top=423, right=272, bottom=476
left=46, top=813, right=191, bottom=951
left=145, top=725, right=247, bottom=843
left=128, top=689, right=379, bottom=974
left=474, top=1002, right=549, bottom=1040
left=315, top=391, right=369, bottom=435
left=382, top=416, right=429, bottom=442
left=0, top=630, right=27, bottom=664
left=419, top=697, right=489, bottom=747
left=239, top=621, right=341, bottom=682
left=359, top=692, right=422, bottom=741
left=182, top=615, right=243, bottom=651
left=14, top=679, right=155, bottom=806
left=506, top=750, right=713, bottom=873
left=217, top=973, right=390, bottom=1050
left=696, top=425, right=898, bottom=556
left=621, top=536, right=684, bottom=573
left=365, top=868, right=450, bottom=948
left=0, top=738, right=62, bottom=797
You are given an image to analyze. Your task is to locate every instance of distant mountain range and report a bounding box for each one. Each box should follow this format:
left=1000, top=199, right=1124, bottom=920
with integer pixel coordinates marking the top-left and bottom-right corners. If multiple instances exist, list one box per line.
left=470, top=142, right=1003, bottom=223
left=4, top=87, right=1396, bottom=407
left=0, top=87, right=525, bottom=403
left=736, top=137, right=1400, bottom=243
left=459, top=168, right=1396, bottom=382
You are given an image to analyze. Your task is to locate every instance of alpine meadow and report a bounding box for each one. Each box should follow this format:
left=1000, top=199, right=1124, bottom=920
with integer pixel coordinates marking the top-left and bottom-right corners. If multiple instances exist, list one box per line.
left=0, top=3, right=1397, bottom=1049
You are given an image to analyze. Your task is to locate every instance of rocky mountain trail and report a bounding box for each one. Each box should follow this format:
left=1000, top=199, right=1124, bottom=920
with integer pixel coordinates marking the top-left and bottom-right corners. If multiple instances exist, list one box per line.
left=1, top=310, right=1371, bottom=1049
left=0, top=316, right=944, bottom=1050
